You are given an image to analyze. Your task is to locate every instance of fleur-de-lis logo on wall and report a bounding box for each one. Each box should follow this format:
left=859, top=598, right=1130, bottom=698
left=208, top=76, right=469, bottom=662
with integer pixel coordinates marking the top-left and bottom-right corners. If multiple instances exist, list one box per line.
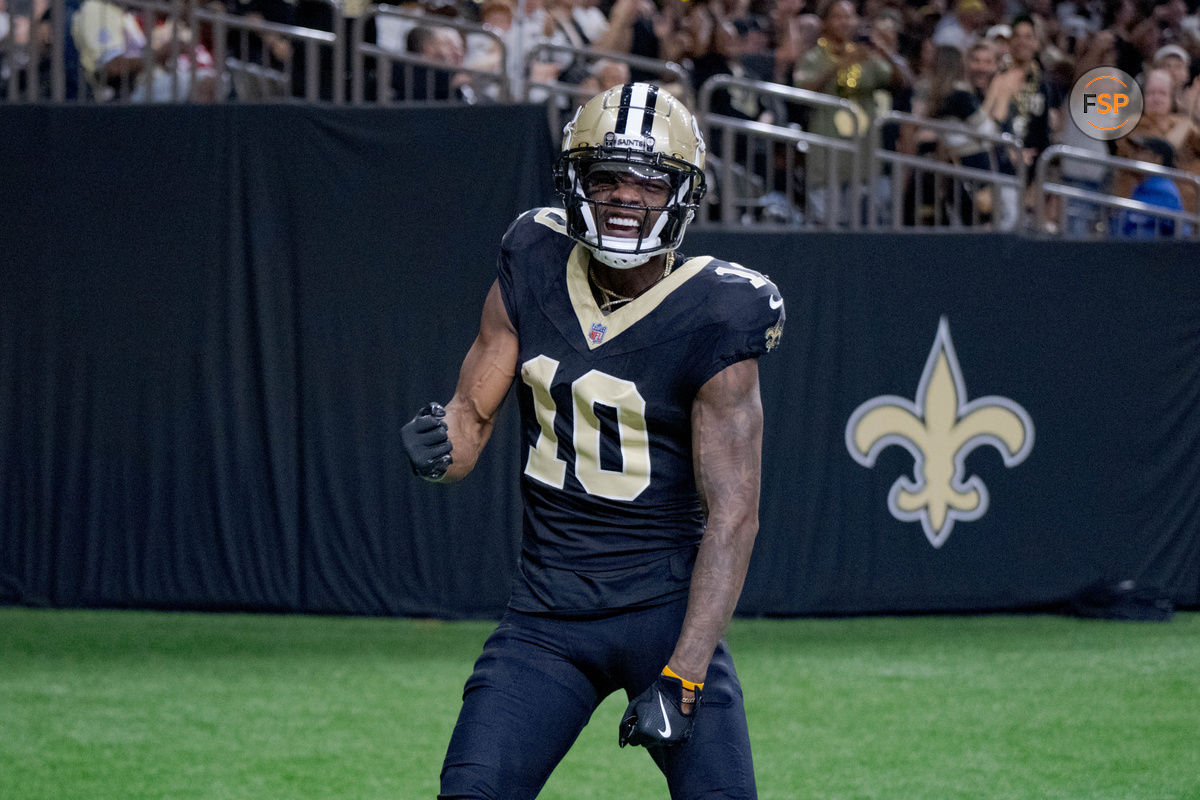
left=845, top=318, right=1035, bottom=548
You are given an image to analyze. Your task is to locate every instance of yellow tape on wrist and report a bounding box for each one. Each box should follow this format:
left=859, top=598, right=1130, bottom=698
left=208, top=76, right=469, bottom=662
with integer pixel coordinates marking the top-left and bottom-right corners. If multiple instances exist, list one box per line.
left=661, top=665, right=704, bottom=692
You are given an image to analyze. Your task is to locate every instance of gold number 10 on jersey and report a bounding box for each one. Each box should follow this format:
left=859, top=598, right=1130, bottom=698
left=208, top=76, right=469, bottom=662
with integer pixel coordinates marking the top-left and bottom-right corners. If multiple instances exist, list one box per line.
left=521, top=355, right=652, bottom=502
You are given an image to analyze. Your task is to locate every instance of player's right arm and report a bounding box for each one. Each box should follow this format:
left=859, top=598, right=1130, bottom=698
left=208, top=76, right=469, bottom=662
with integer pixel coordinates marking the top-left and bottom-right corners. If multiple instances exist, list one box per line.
left=402, top=280, right=518, bottom=482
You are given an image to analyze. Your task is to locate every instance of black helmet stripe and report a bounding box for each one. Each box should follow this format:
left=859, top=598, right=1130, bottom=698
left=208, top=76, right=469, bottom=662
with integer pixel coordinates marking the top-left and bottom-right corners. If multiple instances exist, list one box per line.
left=612, top=83, right=659, bottom=142
left=614, top=84, right=635, bottom=138
left=641, top=84, right=659, bottom=138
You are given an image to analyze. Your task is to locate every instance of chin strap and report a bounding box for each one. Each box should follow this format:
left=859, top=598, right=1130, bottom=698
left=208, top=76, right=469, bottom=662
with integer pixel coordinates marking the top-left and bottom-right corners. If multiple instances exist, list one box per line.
left=590, top=247, right=653, bottom=269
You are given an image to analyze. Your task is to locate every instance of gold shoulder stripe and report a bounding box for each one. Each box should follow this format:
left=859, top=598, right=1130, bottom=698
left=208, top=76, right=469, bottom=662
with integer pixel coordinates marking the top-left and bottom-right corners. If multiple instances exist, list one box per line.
left=567, top=248, right=712, bottom=350
left=533, top=208, right=569, bottom=235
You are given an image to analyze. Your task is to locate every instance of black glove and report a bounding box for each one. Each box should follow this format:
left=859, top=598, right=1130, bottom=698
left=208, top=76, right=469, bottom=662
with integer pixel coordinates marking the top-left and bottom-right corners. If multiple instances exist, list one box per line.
left=401, top=402, right=452, bottom=481
left=619, top=671, right=702, bottom=749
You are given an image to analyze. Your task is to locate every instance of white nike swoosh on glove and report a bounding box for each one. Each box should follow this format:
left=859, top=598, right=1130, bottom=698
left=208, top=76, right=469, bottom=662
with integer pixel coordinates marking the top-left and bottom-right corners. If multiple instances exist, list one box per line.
left=656, top=692, right=672, bottom=738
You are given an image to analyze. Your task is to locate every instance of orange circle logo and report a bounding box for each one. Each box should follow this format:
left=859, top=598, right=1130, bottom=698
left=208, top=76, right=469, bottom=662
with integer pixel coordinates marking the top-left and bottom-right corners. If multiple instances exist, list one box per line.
left=1069, top=67, right=1143, bottom=141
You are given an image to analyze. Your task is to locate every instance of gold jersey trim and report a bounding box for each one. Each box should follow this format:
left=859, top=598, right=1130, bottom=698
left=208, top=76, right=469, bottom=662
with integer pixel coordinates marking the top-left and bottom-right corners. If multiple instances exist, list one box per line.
left=566, top=245, right=711, bottom=350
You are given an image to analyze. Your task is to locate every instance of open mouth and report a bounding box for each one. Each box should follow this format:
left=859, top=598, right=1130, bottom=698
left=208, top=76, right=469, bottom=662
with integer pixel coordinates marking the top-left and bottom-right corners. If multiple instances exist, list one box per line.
left=599, top=210, right=647, bottom=239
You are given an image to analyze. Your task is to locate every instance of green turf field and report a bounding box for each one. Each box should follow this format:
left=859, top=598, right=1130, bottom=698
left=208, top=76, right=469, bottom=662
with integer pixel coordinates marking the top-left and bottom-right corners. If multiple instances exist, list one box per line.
left=1, top=608, right=1197, bottom=800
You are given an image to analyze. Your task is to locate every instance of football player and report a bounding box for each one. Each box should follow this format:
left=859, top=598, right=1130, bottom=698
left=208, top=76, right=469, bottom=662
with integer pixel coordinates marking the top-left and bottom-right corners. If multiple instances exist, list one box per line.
left=402, top=82, right=784, bottom=799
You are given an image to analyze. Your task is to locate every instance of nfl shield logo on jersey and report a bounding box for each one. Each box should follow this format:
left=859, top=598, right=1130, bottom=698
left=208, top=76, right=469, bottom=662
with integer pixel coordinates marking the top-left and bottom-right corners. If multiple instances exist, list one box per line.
left=589, top=322, right=607, bottom=343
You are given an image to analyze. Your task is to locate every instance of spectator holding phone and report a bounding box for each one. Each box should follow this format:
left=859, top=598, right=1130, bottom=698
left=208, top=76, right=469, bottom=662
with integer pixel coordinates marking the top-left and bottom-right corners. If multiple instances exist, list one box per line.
left=982, top=14, right=1057, bottom=167
left=793, top=0, right=909, bottom=224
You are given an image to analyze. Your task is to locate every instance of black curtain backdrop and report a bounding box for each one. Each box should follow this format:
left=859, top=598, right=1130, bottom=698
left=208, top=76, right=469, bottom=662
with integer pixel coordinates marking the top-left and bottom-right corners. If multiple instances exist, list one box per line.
left=685, top=232, right=1200, bottom=614
left=1, top=106, right=1197, bottom=617
left=0, top=105, right=549, bottom=616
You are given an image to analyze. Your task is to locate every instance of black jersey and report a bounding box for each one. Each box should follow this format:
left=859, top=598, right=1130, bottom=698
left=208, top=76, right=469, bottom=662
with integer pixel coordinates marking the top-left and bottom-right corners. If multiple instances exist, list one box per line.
left=496, top=208, right=784, bottom=615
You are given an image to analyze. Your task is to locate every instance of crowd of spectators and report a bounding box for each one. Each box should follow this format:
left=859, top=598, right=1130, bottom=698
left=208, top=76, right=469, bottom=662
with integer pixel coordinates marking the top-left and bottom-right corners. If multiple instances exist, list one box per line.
left=5, top=0, right=1200, bottom=229
left=309, top=0, right=1200, bottom=227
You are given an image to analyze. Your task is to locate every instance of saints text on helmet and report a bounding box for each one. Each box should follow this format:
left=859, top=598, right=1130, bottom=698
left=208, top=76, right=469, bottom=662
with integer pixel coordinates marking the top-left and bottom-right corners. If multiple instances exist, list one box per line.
left=604, top=131, right=656, bottom=152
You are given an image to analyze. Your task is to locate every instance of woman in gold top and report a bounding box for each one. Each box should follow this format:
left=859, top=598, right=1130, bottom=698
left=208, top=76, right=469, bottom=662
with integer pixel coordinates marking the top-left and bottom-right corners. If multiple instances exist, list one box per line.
left=792, top=0, right=908, bottom=223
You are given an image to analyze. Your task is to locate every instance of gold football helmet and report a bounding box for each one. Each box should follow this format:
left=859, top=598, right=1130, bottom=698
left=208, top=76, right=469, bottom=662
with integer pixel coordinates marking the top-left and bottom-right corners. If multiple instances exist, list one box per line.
left=554, top=83, right=707, bottom=269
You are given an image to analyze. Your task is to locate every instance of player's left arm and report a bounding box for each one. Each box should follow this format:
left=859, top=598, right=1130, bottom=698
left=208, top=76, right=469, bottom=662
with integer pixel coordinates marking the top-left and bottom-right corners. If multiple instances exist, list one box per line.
left=618, top=357, right=762, bottom=750
left=669, top=356, right=763, bottom=689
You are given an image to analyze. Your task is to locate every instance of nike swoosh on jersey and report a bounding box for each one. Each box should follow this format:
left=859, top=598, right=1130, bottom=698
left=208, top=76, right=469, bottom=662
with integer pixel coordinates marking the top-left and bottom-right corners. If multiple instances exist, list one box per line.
left=656, top=692, right=672, bottom=738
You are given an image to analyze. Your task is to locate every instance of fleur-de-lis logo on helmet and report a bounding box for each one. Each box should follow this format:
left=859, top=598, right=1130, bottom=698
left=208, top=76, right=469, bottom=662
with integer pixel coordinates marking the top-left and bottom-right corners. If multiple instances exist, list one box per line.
left=845, top=318, right=1035, bottom=548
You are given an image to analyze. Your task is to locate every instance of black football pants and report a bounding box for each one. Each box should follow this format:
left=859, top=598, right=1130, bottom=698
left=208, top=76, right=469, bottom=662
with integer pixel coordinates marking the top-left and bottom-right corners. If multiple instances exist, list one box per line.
left=438, top=597, right=756, bottom=799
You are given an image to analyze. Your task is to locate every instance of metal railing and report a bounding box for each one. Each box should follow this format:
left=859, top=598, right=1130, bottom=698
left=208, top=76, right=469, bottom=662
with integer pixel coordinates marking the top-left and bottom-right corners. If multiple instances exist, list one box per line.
left=696, top=75, right=865, bottom=229
left=1, top=0, right=68, bottom=101
left=351, top=4, right=509, bottom=104
left=522, top=39, right=691, bottom=145
left=1032, top=144, right=1200, bottom=240
left=867, top=110, right=1026, bottom=231
left=522, top=40, right=691, bottom=104
left=1, top=0, right=345, bottom=103
left=71, top=0, right=210, bottom=103
left=215, top=6, right=342, bottom=103
left=9, top=10, right=1200, bottom=241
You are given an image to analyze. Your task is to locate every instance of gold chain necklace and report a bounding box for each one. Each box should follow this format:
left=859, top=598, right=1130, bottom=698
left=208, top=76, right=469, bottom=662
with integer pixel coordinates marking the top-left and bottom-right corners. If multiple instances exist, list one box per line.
left=590, top=252, right=675, bottom=314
